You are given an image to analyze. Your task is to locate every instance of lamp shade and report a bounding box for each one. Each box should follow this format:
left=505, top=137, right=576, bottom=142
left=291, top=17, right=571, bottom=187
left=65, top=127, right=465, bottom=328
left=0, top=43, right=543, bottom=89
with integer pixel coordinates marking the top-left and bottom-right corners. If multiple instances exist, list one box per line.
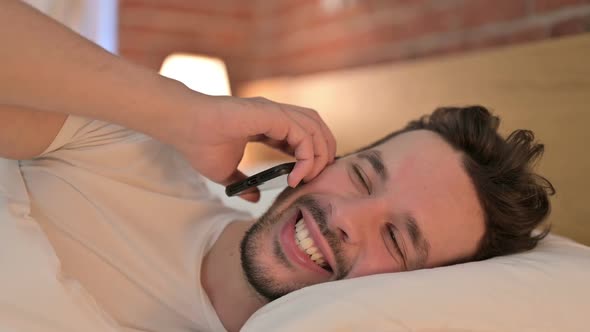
left=159, top=53, right=231, bottom=96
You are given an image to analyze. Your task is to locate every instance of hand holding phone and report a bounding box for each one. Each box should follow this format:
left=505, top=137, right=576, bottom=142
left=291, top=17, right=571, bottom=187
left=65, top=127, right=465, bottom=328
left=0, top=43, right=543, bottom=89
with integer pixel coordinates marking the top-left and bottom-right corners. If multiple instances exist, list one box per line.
left=225, top=162, right=296, bottom=197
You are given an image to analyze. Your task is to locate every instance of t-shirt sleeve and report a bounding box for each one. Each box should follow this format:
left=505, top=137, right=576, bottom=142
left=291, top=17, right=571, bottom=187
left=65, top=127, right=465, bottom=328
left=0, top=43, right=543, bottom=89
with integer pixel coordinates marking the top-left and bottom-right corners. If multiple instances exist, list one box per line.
left=38, top=115, right=141, bottom=157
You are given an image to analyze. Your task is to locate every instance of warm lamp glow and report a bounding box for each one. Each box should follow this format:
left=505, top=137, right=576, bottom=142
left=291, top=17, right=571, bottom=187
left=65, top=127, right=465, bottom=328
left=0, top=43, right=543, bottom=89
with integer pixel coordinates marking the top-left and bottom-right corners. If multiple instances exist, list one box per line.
left=159, top=53, right=231, bottom=96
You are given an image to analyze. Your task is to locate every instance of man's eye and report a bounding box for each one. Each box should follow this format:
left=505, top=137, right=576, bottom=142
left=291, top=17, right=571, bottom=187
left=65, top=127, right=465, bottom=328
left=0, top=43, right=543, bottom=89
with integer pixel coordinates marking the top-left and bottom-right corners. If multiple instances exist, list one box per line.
left=386, top=224, right=407, bottom=271
left=352, top=164, right=371, bottom=194
left=388, top=226, right=402, bottom=257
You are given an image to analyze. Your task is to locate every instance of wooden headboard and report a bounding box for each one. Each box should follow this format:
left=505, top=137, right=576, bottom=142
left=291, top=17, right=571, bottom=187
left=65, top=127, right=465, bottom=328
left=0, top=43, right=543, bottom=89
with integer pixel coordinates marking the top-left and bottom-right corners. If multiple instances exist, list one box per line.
left=237, top=33, right=590, bottom=246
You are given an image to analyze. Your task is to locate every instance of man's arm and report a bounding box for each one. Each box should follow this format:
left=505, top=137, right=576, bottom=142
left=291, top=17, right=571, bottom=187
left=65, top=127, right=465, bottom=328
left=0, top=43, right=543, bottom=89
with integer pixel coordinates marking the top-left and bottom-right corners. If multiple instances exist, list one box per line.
left=0, top=105, right=66, bottom=160
left=0, top=0, right=336, bottom=199
left=0, top=0, right=191, bottom=148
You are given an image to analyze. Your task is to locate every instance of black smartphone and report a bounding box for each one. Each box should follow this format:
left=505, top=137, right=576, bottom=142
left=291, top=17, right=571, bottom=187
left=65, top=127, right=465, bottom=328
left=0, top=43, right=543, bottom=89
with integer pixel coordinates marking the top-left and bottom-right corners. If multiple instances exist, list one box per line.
left=225, top=162, right=296, bottom=197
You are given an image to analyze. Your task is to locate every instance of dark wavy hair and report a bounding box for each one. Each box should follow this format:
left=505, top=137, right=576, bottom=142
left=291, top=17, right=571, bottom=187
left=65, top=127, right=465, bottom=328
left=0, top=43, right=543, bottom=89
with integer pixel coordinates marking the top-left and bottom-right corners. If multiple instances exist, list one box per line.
left=361, top=106, right=555, bottom=261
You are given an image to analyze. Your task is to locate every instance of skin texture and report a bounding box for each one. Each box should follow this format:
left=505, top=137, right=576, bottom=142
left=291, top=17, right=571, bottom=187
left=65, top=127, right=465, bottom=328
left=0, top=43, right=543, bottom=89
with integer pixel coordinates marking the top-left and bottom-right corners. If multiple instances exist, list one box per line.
left=203, top=129, right=486, bottom=332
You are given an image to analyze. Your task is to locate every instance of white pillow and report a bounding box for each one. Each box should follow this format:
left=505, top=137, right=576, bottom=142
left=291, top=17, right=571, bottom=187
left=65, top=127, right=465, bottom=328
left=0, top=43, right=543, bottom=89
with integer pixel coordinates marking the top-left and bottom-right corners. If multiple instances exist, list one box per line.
left=241, top=234, right=590, bottom=332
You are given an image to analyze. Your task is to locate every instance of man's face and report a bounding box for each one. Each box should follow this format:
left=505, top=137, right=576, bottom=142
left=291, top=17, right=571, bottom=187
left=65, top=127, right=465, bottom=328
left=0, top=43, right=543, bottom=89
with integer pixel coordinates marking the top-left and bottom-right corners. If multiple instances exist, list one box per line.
left=240, top=130, right=485, bottom=301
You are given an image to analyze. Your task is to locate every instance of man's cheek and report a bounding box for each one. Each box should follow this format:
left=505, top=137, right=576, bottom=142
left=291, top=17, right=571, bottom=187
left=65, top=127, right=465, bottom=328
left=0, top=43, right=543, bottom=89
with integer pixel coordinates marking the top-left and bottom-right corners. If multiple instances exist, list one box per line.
left=303, top=168, right=347, bottom=193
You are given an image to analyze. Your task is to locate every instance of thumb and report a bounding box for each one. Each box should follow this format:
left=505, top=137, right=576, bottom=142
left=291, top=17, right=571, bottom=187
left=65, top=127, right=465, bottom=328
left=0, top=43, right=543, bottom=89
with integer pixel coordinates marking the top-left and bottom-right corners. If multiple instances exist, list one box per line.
left=222, top=169, right=261, bottom=203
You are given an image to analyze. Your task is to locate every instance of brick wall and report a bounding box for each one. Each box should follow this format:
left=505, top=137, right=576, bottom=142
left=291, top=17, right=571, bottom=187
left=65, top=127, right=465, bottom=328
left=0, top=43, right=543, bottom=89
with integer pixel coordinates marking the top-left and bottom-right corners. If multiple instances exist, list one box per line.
left=119, top=0, right=590, bottom=89
left=118, top=0, right=256, bottom=87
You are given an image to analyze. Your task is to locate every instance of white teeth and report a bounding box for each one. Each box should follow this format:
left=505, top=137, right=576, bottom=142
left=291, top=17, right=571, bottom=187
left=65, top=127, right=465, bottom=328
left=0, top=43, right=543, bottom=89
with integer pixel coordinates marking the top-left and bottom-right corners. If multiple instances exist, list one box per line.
left=300, top=238, right=313, bottom=250
left=294, top=218, right=329, bottom=270
left=295, top=227, right=309, bottom=241
left=305, top=246, right=318, bottom=255
left=296, top=219, right=304, bottom=230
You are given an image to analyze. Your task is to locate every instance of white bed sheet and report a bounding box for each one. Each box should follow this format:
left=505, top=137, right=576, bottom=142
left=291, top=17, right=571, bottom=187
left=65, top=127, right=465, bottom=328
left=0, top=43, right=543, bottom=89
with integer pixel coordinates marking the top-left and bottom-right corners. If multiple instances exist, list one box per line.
left=0, top=158, right=120, bottom=332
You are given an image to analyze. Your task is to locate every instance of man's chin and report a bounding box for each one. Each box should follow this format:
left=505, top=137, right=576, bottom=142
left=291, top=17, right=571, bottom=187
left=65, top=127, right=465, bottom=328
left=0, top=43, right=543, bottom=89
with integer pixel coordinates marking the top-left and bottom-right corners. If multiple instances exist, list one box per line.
left=239, top=184, right=333, bottom=301
left=239, top=211, right=304, bottom=300
left=240, top=240, right=303, bottom=301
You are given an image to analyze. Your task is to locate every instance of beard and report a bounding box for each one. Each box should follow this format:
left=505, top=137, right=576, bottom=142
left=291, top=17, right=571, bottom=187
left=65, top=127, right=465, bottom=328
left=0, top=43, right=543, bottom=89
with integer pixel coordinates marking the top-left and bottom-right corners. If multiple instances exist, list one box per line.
left=239, top=186, right=348, bottom=302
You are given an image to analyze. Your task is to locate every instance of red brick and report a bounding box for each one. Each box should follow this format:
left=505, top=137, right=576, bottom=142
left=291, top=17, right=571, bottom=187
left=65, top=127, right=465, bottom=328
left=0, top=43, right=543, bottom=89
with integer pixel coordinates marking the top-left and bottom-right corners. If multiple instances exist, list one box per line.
left=262, top=23, right=394, bottom=63
left=459, top=0, right=529, bottom=28
left=118, top=3, right=254, bottom=58
left=263, top=2, right=460, bottom=60
left=271, top=0, right=320, bottom=15
left=120, top=0, right=254, bottom=19
left=390, top=6, right=460, bottom=40
left=550, top=15, right=590, bottom=35
left=534, top=0, right=590, bottom=12
left=119, top=28, right=250, bottom=59
left=270, top=0, right=455, bottom=40
left=265, top=1, right=371, bottom=40
left=119, top=6, right=252, bottom=37
left=119, top=0, right=585, bottom=84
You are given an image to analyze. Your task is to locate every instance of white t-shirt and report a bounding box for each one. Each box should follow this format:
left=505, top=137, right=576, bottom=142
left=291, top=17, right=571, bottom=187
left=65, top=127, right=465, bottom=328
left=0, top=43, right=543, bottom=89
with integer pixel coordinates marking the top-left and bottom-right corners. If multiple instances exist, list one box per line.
left=17, top=116, right=252, bottom=332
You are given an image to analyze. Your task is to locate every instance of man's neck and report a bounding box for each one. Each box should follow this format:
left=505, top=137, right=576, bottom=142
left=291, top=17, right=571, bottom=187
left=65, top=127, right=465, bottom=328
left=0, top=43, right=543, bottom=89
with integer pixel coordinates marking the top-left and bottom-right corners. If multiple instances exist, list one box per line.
left=201, top=220, right=267, bottom=332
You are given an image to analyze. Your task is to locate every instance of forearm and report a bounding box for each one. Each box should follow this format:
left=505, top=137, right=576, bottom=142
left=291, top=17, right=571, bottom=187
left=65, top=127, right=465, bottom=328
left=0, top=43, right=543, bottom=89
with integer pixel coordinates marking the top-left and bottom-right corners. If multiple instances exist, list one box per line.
left=0, top=0, right=201, bottom=147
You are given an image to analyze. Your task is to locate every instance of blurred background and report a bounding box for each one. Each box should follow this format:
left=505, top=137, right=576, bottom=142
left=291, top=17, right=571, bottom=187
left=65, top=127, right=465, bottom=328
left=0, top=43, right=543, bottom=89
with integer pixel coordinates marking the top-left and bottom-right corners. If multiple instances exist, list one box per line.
left=24, top=0, right=590, bottom=91
left=116, top=0, right=590, bottom=89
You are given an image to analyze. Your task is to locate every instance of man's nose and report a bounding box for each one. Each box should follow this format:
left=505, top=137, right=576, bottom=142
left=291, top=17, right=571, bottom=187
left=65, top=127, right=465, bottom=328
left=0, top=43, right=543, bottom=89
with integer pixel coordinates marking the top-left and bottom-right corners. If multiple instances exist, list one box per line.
left=329, top=196, right=388, bottom=245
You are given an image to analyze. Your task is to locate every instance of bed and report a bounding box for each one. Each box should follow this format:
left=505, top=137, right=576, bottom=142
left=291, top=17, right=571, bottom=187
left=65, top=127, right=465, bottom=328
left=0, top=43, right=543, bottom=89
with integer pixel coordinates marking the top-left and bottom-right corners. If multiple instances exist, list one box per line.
left=1, top=34, right=589, bottom=332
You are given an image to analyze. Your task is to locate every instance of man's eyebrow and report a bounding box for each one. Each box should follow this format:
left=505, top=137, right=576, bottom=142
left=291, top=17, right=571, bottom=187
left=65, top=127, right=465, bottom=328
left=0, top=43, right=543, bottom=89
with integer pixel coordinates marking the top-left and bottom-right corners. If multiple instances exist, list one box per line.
left=358, top=150, right=388, bottom=182
left=405, top=216, right=430, bottom=269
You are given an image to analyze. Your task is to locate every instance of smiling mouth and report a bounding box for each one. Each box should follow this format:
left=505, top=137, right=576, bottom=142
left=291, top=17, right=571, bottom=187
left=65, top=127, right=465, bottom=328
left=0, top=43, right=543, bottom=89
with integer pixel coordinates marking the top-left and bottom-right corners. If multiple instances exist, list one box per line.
left=293, top=212, right=333, bottom=273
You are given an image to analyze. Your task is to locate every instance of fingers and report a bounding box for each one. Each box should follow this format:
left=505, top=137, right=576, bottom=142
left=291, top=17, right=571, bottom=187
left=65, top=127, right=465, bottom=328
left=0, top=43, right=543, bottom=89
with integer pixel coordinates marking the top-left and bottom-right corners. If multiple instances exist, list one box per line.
left=248, top=97, right=336, bottom=187
left=239, top=189, right=261, bottom=203
left=261, top=114, right=313, bottom=187
left=295, top=107, right=337, bottom=164
left=304, top=109, right=336, bottom=165
left=281, top=107, right=330, bottom=182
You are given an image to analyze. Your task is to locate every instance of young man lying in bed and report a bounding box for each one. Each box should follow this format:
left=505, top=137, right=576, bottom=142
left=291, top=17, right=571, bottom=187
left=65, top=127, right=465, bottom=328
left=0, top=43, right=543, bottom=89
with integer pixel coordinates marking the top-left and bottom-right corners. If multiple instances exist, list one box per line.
left=0, top=2, right=554, bottom=332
